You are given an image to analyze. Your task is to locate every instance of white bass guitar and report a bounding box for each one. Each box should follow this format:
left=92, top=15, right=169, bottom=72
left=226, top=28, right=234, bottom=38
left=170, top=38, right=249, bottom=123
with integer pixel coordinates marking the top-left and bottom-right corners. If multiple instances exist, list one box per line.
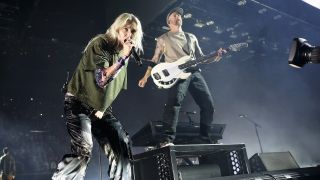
left=151, top=43, right=248, bottom=89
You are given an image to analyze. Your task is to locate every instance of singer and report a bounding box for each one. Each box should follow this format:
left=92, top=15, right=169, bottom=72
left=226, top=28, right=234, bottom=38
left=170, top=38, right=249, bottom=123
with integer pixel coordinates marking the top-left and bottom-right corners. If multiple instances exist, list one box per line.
left=138, top=7, right=224, bottom=147
left=52, top=13, right=143, bottom=180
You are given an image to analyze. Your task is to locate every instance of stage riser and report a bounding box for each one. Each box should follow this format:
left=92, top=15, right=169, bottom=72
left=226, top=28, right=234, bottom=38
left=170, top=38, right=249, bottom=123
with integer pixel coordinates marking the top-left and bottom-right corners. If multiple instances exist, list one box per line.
left=132, top=121, right=226, bottom=146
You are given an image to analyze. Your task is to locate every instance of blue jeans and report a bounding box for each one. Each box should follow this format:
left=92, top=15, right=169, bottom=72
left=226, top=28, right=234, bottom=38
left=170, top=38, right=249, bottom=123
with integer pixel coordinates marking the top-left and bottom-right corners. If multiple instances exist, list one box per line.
left=52, top=95, right=132, bottom=180
left=162, top=71, right=215, bottom=142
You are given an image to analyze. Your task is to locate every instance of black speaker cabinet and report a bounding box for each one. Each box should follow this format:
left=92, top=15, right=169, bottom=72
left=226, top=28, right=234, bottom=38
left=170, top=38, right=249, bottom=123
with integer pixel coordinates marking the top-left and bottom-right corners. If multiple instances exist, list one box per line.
left=249, top=151, right=300, bottom=173
left=199, top=166, right=320, bottom=180
left=133, top=144, right=250, bottom=180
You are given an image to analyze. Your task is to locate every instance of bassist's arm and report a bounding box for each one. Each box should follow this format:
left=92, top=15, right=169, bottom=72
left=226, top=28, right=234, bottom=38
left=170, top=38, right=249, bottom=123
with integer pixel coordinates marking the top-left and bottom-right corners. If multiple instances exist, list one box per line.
left=141, top=49, right=162, bottom=80
left=138, top=39, right=164, bottom=88
left=193, top=34, right=224, bottom=62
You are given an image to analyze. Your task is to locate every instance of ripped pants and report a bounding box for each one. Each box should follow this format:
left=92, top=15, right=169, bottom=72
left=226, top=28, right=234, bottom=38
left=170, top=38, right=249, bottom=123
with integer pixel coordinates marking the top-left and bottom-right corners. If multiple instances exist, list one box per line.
left=52, top=95, right=132, bottom=180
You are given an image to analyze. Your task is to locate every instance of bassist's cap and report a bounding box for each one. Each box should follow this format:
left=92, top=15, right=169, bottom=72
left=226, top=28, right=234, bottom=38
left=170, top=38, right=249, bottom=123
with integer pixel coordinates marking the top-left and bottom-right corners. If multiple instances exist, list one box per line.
left=166, top=7, right=184, bottom=24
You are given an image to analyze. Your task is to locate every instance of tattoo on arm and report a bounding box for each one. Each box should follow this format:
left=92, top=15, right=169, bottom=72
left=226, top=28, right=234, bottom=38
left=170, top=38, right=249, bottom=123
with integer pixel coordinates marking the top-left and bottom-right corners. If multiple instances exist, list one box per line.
left=95, top=58, right=127, bottom=88
left=151, top=41, right=163, bottom=64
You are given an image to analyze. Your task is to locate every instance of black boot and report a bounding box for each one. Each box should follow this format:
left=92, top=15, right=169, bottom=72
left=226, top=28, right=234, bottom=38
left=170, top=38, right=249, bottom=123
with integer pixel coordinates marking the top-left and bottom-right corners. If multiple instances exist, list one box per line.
left=198, top=124, right=216, bottom=144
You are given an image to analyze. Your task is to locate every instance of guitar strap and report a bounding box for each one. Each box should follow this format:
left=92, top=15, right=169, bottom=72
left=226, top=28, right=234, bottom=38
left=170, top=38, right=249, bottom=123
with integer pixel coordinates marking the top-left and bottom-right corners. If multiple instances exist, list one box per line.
left=183, top=32, right=195, bottom=59
left=183, top=32, right=199, bottom=73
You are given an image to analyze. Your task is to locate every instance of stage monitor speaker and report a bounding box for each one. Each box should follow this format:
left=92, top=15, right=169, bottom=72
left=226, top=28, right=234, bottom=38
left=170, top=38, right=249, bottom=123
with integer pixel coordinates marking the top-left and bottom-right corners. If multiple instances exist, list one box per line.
left=177, top=164, right=221, bottom=180
left=249, top=151, right=299, bottom=173
left=198, top=166, right=320, bottom=180
left=133, top=144, right=250, bottom=180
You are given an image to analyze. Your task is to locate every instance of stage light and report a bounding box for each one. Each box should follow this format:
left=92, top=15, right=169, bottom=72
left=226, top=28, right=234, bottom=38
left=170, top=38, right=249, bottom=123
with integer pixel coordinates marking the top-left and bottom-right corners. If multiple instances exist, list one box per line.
left=206, top=20, right=214, bottom=26
left=302, top=0, right=320, bottom=10
left=183, top=13, right=192, bottom=19
left=288, top=38, right=320, bottom=68
left=237, top=0, right=247, bottom=6
left=194, top=20, right=205, bottom=28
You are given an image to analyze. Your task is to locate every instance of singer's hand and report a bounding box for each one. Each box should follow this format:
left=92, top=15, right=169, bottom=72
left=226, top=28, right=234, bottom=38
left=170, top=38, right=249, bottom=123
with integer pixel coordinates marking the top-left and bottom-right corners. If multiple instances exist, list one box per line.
left=122, top=38, right=135, bottom=57
left=138, top=77, right=148, bottom=88
left=94, top=111, right=104, bottom=119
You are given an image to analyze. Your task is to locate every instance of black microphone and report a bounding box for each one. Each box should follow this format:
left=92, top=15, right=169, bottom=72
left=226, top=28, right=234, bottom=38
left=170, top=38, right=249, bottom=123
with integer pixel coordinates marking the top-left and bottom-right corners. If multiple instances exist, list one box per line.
left=131, top=47, right=142, bottom=66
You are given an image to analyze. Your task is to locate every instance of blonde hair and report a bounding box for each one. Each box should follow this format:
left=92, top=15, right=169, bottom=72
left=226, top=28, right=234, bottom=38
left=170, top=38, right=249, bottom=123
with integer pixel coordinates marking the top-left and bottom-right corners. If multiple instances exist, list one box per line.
left=106, top=13, right=143, bottom=53
left=84, top=13, right=143, bottom=54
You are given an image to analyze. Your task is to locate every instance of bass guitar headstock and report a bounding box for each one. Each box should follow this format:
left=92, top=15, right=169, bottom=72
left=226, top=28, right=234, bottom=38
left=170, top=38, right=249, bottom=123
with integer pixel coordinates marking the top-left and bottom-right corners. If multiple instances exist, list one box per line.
left=227, top=42, right=249, bottom=52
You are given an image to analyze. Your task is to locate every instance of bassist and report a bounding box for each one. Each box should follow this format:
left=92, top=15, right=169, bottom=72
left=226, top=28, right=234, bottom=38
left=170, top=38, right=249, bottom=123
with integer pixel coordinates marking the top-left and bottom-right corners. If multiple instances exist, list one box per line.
left=138, top=7, right=225, bottom=147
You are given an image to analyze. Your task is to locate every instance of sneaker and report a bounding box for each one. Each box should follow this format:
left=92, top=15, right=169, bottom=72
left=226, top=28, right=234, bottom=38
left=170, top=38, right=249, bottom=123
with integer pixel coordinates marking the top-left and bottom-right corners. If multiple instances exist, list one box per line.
left=144, top=146, right=156, bottom=151
left=158, top=141, right=174, bottom=148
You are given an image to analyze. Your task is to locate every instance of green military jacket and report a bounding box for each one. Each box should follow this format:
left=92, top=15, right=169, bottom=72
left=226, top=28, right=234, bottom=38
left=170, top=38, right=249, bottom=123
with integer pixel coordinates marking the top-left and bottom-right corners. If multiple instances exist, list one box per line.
left=67, top=35, right=128, bottom=112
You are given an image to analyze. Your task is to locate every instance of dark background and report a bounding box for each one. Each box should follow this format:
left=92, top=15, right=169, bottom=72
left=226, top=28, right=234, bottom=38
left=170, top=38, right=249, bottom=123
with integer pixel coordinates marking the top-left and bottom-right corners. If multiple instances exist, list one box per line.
left=1, top=0, right=320, bottom=179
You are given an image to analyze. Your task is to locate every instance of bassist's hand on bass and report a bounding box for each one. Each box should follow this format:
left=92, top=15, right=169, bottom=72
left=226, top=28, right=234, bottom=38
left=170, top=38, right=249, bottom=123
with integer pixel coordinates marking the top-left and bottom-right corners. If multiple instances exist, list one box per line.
left=213, top=48, right=227, bottom=62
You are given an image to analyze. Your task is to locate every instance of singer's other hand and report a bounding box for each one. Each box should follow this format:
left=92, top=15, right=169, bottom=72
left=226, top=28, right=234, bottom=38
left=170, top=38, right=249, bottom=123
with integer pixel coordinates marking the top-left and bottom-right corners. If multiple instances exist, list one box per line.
left=138, top=77, right=148, bottom=88
left=94, top=111, right=104, bottom=119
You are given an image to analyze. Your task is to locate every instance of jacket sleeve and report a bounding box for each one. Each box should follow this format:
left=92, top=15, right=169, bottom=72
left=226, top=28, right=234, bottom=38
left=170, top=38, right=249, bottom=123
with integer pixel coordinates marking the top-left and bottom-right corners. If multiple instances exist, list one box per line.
left=82, top=37, right=113, bottom=71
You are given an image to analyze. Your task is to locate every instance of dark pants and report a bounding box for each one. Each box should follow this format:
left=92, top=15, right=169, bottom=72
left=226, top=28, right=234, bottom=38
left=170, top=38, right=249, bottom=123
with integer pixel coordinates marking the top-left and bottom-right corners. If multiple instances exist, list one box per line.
left=52, top=96, right=132, bottom=180
left=162, top=71, right=214, bottom=142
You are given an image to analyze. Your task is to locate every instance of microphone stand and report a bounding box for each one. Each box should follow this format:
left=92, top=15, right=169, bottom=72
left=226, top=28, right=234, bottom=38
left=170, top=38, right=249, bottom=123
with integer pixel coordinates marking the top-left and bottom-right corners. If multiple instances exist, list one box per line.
left=239, top=115, right=264, bottom=153
left=186, top=112, right=195, bottom=125
left=180, top=110, right=196, bottom=125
